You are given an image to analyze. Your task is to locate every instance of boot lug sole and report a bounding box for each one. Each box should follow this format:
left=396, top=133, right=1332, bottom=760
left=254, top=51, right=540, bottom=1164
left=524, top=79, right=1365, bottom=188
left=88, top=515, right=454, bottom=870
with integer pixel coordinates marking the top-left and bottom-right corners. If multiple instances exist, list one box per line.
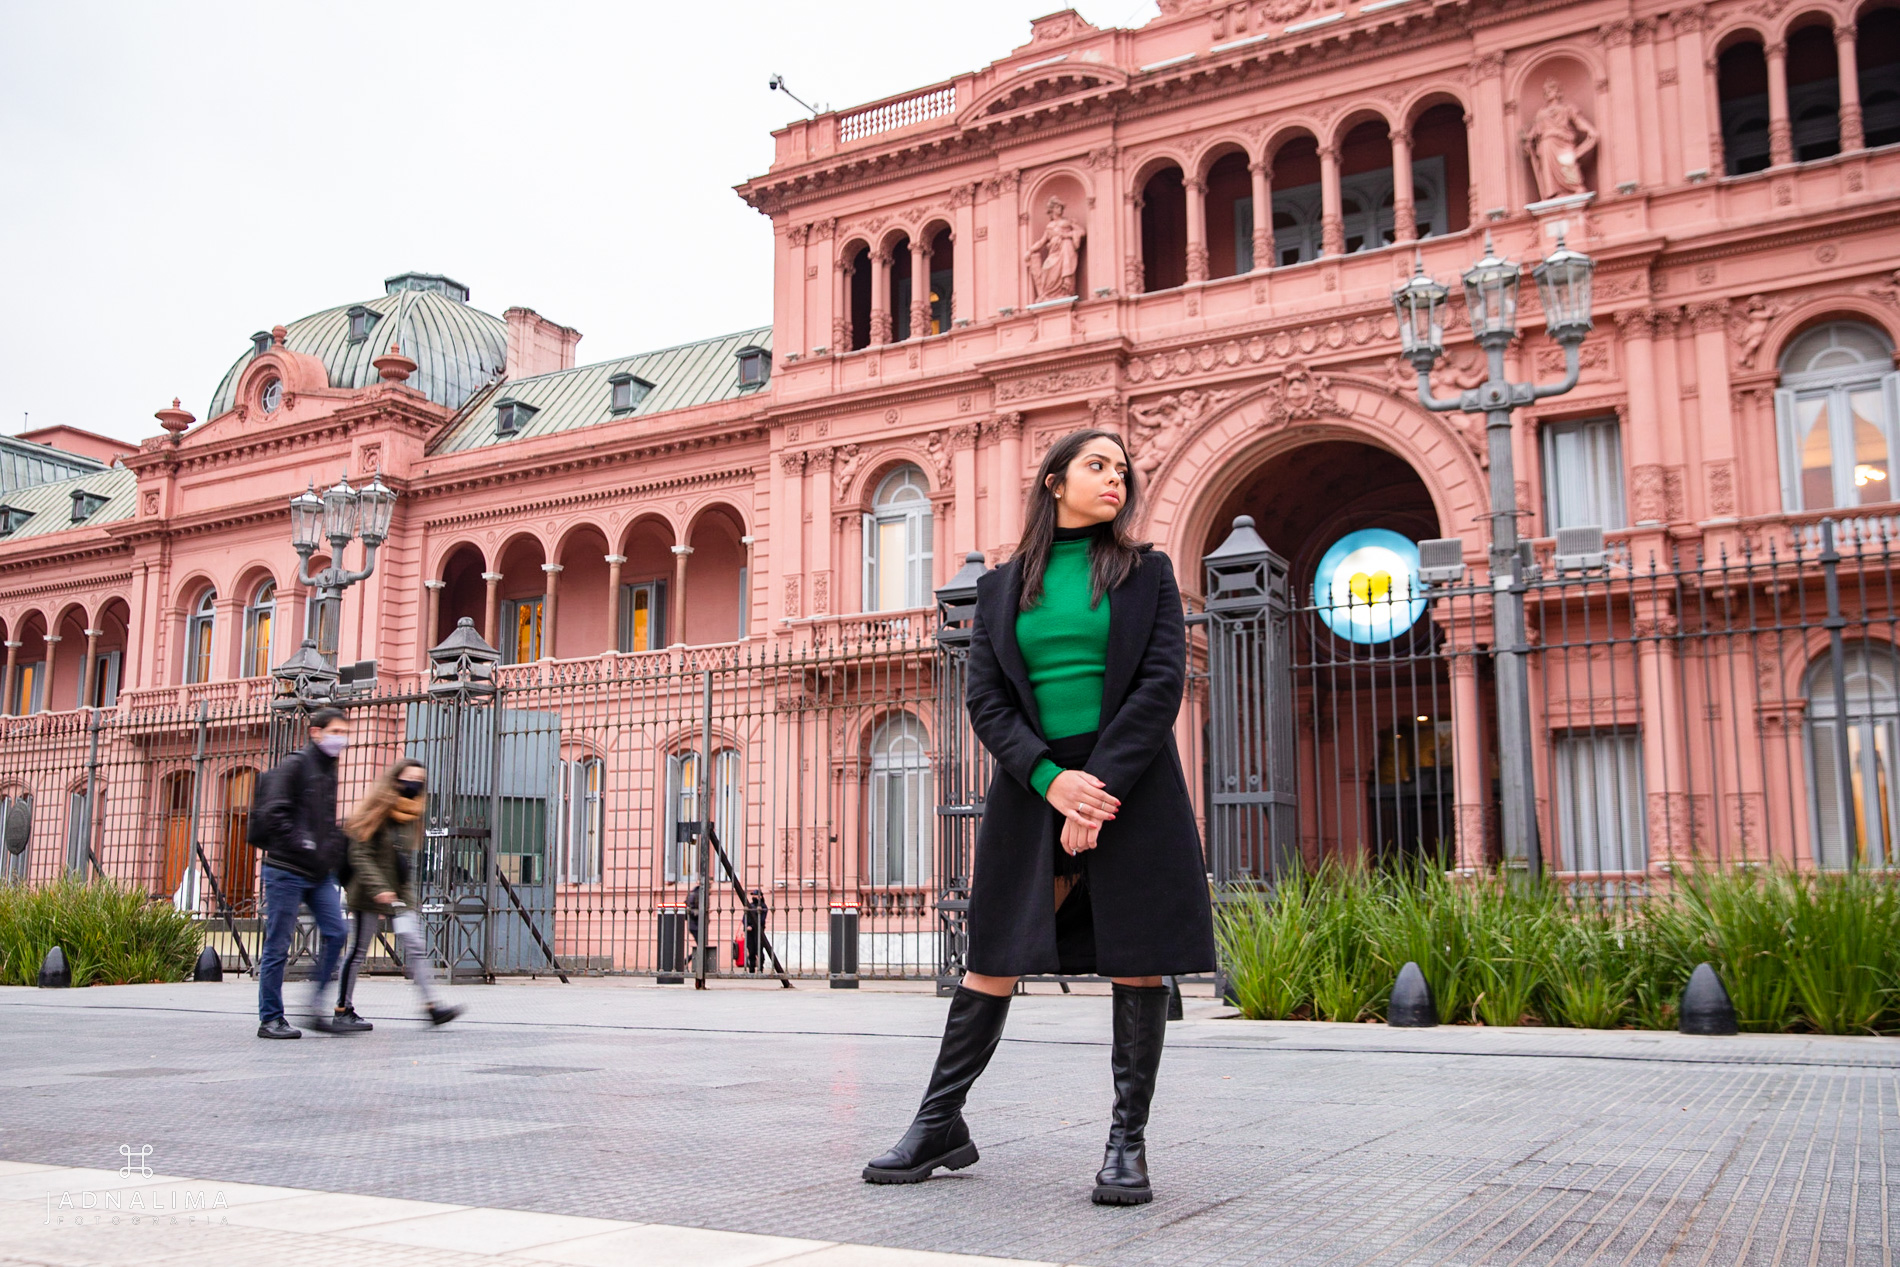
left=1091, top=1183, right=1154, bottom=1205
left=862, top=1141, right=980, bottom=1184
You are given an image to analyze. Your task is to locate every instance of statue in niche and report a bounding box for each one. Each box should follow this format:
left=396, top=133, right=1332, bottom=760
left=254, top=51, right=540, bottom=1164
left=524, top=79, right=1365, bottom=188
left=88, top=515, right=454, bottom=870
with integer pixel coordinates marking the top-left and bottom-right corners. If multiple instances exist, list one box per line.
left=1024, top=198, right=1086, bottom=302
left=1521, top=79, right=1598, bottom=201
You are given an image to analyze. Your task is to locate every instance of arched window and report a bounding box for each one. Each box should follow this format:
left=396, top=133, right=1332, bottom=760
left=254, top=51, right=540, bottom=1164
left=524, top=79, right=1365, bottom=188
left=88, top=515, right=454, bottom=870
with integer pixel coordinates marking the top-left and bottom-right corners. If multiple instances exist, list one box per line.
left=2, top=791, right=31, bottom=883
left=560, top=755, right=604, bottom=884
left=1806, top=643, right=1900, bottom=869
left=664, top=747, right=740, bottom=883
left=1787, top=23, right=1843, bottom=161
left=64, top=783, right=99, bottom=874
left=242, top=581, right=276, bottom=678
left=219, top=768, right=257, bottom=913
left=867, top=714, right=932, bottom=887
left=1863, top=8, right=1900, bottom=149
left=864, top=465, right=934, bottom=612
left=1719, top=39, right=1772, bottom=174
left=185, top=589, right=216, bottom=684
left=847, top=244, right=873, bottom=351
left=1774, top=322, right=1900, bottom=511
left=1139, top=166, right=1188, bottom=291
left=159, top=771, right=195, bottom=904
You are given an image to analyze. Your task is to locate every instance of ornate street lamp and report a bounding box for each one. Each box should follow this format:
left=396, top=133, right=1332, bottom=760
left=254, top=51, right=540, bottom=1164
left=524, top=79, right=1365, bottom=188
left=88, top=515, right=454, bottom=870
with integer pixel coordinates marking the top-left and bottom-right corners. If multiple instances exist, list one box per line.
left=276, top=470, right=398, bottom=696
left=427, top=616, right=500, bottom=700
left=1391, top=231, right=1596, bottom=881
left=270, top=637, right=339, bottom=712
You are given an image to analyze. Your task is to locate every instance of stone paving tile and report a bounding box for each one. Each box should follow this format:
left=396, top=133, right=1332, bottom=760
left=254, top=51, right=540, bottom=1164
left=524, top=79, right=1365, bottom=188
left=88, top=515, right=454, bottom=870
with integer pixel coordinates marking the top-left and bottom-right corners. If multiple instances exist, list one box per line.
left=2, top=979, right=1898, bottom=1266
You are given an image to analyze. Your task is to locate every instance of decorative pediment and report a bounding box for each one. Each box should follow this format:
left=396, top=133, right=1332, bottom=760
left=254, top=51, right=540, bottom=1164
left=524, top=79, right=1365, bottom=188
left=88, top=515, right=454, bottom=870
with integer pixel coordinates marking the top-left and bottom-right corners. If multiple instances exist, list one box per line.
left=959, top=63, right=1127, bottom=128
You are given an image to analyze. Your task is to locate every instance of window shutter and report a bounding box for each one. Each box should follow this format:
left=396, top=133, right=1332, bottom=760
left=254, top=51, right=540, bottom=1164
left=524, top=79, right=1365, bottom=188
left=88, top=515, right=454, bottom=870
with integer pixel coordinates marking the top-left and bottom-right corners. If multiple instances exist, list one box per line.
left=1884, top=373, right=1900, bottom=478
left=1774, top=388, right=1801, bottom=511
left=862, top=512, right=877, bottom=612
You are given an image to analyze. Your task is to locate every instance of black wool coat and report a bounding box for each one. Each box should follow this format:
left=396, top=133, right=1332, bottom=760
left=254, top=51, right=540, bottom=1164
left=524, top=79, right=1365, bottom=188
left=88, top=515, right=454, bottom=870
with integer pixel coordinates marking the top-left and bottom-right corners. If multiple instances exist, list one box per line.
left=963, top=545, right=1217, bottom=978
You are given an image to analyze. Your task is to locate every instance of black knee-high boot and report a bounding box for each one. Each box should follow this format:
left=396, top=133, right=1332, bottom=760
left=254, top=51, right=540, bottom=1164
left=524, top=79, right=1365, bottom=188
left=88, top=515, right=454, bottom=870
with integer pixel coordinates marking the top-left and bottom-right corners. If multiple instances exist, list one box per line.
left=863, top=985, right=1012, bottom=1184
left=1093, top=983, right=1169, bottom=1205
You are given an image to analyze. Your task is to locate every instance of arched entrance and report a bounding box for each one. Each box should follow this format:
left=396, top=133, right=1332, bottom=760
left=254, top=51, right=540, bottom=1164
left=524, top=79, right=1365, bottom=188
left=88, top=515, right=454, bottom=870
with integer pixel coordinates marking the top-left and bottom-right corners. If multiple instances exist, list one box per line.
left=1149, top=384, right=1493, bottom=877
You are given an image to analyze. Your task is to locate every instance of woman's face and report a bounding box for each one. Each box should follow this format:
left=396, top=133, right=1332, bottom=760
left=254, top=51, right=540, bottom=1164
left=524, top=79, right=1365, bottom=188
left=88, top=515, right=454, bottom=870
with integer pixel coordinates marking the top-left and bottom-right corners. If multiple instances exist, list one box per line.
left=1047, top=439, right=1129, bottom=527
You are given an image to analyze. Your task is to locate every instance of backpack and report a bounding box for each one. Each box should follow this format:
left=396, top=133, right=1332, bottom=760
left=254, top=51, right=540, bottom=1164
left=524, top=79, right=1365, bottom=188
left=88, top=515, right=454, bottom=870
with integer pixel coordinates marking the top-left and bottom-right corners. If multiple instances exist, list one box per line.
left=245, top=762, right=288, bottom=848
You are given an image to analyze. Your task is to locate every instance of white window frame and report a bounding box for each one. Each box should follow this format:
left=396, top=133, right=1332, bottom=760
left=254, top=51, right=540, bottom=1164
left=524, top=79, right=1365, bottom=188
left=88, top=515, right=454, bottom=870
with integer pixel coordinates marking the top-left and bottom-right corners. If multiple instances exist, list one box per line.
left=242, top=581, right=276, bottom=678
left=559, top=756, right=604, bottom=884
left=1540, top=415, right=1627, bottom=531
left=617, top=579, right=666, bottom=653
left=500, top=596, right=543, bottom=665
left=1550, top=729, right=1648, bottom=874
left=664, top=748, right=740, bottom=883
left=863, top=466, right=934, bottom=613
left=1805, top=643, right=1900, bottom=871
left=1774, top=323, right=1900, bottom=512
left=867, top=714, right=933, bottom=888
left=185, top=590, right=216, bottom=685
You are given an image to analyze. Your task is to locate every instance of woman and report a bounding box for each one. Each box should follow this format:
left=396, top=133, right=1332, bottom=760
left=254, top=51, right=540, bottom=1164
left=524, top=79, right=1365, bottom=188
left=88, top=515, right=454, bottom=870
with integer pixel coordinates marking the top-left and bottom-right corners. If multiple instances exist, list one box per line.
left=332, top=759, right=461, bottom=1029
left=864, top=428, right=1215, bottom=1205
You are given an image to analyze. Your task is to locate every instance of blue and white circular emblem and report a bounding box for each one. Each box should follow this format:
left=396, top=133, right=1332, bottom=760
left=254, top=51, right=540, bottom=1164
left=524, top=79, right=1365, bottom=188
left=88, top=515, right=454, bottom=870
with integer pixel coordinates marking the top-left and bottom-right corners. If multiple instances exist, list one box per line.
left=1312, top=528, right=1426, bottom=644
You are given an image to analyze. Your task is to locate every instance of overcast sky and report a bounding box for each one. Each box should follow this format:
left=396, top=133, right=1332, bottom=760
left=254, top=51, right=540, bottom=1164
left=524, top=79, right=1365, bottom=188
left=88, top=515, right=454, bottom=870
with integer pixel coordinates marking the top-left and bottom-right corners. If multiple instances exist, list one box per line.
left=0, top=1, right=1159, bottom=445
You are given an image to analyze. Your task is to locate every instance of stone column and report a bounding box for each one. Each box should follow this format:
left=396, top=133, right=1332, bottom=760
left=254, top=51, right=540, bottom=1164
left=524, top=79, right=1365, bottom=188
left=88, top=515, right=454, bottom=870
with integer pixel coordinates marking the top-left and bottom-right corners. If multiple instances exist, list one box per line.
left=1617, top=311, right=1668, bottom=525
left=997, top=413, right=1025, bottom=550
left=952, top=425, right=978, bottom=557
left=1318, top=145, right=1345, bottom=256
left=1632, top=21, right=1667, bottom=189
left=1248, top=161, right=1273, bottom=270
left=1184, top=177, right=1209, bottom=282
left=778, top=451, right=806, bottom=621
left=784, top=224, right=808, bottom=361
left=540, top=563, right=562, bottom=660
left=0, top=640, right=17, bottom=715
left=40, top=635, right=59, bottom=710
left=952, top=186, right=976, bottom=323
left=805, top=448, right=833, bottom=616
left=1450, top=651, right=1488, bottom=870
left=1766, top=40, right=1794, bottom=166
left=669, top=546, right=693, bottom=645
left=1124, top=189, right=1146, bottom=293
left=1391, top=129, right=1416, bottom=244
left=481, top=571, right=502, bottom=648
left=1467, top=51, right=1509, bottom=216
left=422, top=581, right=444, bottom=664
left=1634, top=601, right=1691, bottom=867
left=80, top=629, right=100, bottom=709
left=604, top=554, right=625, bottom=652
left=1600, top=20, right=1642, bottom=192
left=869, top=250, right=891, bottom=345
left=1837, top=23, right=1866, bottom=152
left=1690, top=301, right=1737, bottom=519
left=833, top=254, right=853, bottom=352
left=1673, top=8, right=1715, bottom=179
left=909, top=237, right=931, bottom=335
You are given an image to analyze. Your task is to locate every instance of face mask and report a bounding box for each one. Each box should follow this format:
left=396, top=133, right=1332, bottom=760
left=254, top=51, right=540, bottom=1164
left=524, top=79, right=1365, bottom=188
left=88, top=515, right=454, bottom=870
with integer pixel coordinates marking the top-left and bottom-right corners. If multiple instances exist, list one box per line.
left=315, top=734, right=349, bottom=757
left=396, top=779, right=424, bottom=798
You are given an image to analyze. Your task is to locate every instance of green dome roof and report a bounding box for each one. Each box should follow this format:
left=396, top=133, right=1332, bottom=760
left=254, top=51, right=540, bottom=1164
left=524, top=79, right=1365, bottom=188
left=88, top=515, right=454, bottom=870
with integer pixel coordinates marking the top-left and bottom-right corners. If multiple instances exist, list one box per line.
left=207, top=273, right=507, bottom=420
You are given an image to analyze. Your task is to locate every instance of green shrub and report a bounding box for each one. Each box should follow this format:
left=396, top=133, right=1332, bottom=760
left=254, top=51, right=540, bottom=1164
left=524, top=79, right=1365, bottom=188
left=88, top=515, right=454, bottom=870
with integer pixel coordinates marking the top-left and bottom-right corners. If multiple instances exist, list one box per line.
left=0, top=877, right=201, bottom=987
left=1217, top=862, right=1900, bottom=1035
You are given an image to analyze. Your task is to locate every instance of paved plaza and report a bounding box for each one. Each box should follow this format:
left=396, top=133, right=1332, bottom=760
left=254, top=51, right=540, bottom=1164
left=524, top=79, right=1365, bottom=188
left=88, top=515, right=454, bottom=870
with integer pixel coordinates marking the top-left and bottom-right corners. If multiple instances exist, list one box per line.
left=0, top=977, right=1895, bottom=1266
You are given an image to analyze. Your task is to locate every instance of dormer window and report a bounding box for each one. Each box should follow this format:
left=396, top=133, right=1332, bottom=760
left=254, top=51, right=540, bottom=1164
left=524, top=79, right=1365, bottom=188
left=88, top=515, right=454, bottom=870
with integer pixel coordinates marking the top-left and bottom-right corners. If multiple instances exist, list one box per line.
left=0, top=506, right=31, bottom=537
left=70, top=490, right=108, bottom=523
left=608, top=373, right=653, bottom=414
left=251, top=331, right=273, bottom=357
left=496, top=399, right=538, bottom=436
left=735, top=346, right=771, bottom=389
left=346, top=305, right=379, bottom=344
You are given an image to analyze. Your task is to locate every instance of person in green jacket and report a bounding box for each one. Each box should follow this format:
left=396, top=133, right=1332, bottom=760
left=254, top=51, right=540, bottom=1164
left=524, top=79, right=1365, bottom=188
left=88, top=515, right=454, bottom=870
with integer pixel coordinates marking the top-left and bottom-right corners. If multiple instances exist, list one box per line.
left=331, top=758, right=461, bottom=1029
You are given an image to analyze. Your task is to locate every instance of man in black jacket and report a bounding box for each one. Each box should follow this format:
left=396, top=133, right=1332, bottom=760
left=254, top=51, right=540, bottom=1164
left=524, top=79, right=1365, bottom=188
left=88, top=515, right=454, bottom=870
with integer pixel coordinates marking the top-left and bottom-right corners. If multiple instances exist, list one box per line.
left=255, top=707, right=357, bottom=1039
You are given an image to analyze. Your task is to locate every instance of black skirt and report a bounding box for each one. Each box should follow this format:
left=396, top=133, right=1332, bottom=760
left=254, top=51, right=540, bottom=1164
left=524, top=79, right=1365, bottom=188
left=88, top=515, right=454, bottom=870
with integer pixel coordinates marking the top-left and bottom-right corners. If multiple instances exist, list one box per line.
left=1044, top=730, right=1099, bottom=880
left=1044, top=731, right=1099, bottom=971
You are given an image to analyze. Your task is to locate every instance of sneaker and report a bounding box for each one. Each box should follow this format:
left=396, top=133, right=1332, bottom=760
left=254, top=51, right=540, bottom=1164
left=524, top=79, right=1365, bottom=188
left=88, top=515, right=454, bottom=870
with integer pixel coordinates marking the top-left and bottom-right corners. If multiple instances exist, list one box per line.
left=257, top=1017, right=301, bottom=1040
left=428, top=1004, right=463, bottom=1027
left=305, top=1013, right=338, bottom=1034
left=328, top=1008, right=373, bottom=1033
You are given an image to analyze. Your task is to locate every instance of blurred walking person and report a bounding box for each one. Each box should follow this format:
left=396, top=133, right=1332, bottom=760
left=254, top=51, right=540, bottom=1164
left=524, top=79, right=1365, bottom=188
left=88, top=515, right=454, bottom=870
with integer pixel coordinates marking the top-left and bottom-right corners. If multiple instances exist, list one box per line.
left=335, top=759, right=460, bottom=1027
left=254, top=707, right=353, bottom=1039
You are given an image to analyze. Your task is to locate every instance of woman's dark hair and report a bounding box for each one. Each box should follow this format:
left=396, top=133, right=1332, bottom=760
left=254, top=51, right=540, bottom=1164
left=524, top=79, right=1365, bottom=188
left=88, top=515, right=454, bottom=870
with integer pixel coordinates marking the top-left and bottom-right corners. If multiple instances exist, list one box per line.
left=1018, top=428, right=1147, bottom=612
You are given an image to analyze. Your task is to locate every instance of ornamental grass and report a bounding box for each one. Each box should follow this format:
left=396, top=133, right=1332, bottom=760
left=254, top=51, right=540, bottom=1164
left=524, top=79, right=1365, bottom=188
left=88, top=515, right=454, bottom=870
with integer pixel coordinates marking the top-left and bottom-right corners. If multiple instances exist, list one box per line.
left=1215, top=863, right=1900, bottom=1035
left=0, top=876, right=201, bottom=987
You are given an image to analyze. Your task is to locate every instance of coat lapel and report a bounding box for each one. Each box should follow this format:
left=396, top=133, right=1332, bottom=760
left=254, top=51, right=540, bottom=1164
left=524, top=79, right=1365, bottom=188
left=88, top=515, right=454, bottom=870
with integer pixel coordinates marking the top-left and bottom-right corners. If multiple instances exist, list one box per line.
left=988, top=558, right=1044, bottom=735
left=1099, top=553, right=1158, bottom=722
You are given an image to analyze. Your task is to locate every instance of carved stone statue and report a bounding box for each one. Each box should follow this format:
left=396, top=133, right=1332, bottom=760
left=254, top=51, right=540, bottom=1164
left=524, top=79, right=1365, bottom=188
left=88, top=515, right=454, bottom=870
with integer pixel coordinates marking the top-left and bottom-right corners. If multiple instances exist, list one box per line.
left=1521, top=79, right=1598, bottom=201
left=1731, top=295, right=1783, bottom=369
left=1024, top=198, right=1085, bottom=302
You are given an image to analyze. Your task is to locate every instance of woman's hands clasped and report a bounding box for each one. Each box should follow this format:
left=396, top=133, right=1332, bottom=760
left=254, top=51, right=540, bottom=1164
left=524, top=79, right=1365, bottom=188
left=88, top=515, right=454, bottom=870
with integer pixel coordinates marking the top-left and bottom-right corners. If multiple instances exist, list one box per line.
left=1046, top=769, right=1120, bottom=856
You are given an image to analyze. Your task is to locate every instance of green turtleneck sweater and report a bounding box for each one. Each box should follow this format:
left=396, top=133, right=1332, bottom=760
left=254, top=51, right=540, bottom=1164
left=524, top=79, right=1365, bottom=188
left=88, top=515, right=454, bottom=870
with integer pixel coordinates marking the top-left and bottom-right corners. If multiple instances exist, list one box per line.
left=1016, top=528, right=1111, bottom=799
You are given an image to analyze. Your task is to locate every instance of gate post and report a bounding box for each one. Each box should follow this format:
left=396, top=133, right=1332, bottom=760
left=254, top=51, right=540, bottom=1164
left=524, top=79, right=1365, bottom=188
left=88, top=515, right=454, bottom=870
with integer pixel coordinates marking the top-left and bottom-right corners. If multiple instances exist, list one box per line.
left=426, top=618, right=500, bottom=978
left=1202, top=516, right=1295, bottom=886
left=932, top=551, right=988, bottom=996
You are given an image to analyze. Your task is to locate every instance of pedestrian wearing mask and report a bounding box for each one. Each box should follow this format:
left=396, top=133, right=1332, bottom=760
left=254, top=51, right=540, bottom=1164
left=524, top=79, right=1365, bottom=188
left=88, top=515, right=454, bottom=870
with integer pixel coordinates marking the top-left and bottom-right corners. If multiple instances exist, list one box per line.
left=334, top=759, right=460, bottom=1028
left=253, top=707, right=354, bottom=1039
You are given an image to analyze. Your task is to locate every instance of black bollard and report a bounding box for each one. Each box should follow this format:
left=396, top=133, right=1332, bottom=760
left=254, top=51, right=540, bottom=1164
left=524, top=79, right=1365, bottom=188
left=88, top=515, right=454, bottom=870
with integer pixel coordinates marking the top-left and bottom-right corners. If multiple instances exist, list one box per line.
left=37, top=946, right=71, bottom=989
left=1387, top=961, right=1438, bottom=1027
left=192, top=946, right=224, bottom=982
left=1678, top=962, right=1738, bottom=1035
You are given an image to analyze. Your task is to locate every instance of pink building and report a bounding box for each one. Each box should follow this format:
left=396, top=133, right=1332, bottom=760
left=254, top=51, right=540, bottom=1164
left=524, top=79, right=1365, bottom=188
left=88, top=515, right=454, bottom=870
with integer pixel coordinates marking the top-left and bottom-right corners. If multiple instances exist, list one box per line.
left=5, top=1, right=1900, bottom=975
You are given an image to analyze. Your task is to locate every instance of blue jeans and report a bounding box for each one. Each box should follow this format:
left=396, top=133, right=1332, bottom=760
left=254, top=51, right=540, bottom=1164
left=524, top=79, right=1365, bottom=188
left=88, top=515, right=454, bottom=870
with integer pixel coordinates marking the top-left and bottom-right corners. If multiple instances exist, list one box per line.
left=257, top=863, right=346, bottom=1023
